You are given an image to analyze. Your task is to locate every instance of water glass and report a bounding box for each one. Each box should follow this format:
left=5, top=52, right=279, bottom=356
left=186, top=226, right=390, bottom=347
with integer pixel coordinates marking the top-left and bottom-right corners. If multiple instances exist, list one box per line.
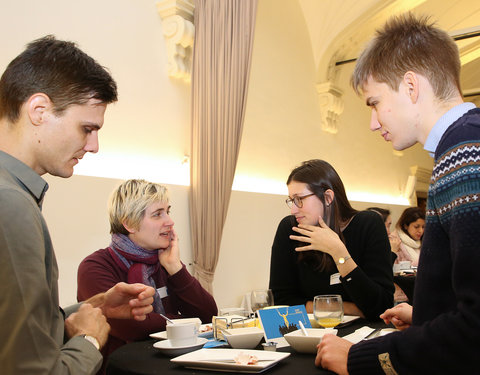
left=313, top=294, right=344, bottom=328
left=251, top=289, right=274, bottom=312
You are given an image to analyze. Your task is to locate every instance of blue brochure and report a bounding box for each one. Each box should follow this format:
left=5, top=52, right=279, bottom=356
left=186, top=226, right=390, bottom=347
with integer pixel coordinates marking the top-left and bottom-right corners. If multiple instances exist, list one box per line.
left=257, top=305, right=311, bottom=341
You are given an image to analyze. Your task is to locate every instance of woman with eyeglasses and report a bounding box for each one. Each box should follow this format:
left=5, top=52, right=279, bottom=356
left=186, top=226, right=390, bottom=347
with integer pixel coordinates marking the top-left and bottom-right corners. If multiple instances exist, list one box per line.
left=268, top=160, right=394, bottom=320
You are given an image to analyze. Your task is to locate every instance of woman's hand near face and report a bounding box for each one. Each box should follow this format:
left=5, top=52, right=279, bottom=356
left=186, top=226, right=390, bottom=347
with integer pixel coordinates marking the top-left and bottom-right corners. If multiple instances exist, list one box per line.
left=389, top=231, right=401, bottom=253
left=158, top=228, right=182, bottom=275
left=290, top=216, right=345, bottom=258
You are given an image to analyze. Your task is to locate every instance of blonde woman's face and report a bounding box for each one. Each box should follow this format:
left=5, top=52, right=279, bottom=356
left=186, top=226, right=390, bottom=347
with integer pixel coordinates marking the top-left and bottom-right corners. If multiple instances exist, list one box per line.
left=128, top=201, right=174, bottom=251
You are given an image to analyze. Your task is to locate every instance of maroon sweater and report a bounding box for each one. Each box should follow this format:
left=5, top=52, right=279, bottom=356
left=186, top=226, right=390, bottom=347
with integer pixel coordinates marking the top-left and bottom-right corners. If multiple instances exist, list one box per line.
left=77, top=248, right=217, bottom=373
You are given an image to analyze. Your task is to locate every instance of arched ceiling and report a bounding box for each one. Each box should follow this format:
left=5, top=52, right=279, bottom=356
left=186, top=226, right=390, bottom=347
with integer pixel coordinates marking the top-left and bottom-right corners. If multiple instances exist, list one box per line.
left=298, top=0, right=480, bottom=103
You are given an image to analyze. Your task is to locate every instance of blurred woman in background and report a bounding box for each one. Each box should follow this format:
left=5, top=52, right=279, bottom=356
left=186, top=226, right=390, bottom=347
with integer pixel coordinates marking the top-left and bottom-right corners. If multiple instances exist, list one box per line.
left=367, top=207, right=401, bottom=262
left=390, top=207, right=425, bottom=267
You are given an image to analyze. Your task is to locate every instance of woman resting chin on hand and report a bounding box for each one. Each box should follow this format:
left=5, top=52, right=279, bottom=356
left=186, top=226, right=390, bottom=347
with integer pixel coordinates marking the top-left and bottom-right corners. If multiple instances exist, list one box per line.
left=268, top=159, right=395, bottom=321
left=77, top=179, right=218, bottom=375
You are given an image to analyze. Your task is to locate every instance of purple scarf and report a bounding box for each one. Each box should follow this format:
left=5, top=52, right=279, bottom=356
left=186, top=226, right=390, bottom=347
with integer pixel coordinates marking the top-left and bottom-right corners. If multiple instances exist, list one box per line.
left=108, top=233, right=165, bottom=314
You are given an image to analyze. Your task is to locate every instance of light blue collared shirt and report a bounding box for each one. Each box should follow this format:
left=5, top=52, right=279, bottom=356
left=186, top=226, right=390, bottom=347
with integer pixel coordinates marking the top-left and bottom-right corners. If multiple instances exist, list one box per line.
left=424, top=102, right=477, bottom=156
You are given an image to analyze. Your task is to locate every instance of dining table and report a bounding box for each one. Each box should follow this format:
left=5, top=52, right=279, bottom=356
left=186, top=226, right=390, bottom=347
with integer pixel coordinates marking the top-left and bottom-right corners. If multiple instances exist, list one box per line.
left=105, top=318, right=390, bottom=375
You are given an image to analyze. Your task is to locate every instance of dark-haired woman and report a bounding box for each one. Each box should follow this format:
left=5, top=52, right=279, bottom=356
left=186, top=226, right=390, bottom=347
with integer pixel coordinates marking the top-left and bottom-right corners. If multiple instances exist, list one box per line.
left=390, top=207, right=425, bottom=267
left=269, top=160, right=394, bottom=320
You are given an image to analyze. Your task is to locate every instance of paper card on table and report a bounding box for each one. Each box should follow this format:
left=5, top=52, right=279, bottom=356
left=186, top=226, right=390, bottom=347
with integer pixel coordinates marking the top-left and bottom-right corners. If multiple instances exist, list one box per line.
left=257, top=305, right=311, bottom=341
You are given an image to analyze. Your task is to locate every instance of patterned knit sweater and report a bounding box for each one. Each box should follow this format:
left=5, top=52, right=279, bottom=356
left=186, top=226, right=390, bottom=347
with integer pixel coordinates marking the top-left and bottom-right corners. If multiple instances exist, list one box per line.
left=347, top=108, right=480, bottom=374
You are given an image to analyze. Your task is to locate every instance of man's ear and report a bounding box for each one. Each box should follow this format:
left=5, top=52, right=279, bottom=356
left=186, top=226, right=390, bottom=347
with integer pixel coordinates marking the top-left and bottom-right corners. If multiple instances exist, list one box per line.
left=403, top=71, right=419, bottom=104
left=324, top=189, right=335, bottom=207
left=26, top=93, right=52, bottom=126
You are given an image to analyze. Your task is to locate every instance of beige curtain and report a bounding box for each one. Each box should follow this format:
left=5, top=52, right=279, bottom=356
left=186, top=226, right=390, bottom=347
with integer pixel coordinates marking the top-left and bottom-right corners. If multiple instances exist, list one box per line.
left=190, top=0, right=258, bottom=292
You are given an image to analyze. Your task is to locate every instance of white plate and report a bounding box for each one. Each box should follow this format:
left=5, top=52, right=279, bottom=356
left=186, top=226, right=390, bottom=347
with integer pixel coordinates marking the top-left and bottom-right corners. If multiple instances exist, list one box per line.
left=153, top=337, right=208, bottom=357
left=150, top=323, right=214, bottom=340
left=308, top=314, right=361, bottom=328
left=171, top=348, right=290, bottom=373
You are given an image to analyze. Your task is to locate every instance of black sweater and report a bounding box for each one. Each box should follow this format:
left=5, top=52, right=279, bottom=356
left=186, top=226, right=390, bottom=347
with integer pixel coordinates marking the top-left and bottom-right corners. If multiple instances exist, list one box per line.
left=269, top=210, right=394, bottom=321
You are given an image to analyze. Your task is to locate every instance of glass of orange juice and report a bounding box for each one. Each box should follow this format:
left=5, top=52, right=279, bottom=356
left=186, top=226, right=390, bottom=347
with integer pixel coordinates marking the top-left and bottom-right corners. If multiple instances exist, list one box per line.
left=313, top=295, right=344, bottom=328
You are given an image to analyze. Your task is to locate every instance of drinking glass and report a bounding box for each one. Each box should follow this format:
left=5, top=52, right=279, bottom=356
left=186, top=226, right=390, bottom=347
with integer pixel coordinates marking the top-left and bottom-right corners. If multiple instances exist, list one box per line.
left=251, top=289, right=274, bottom=312
left=313, top=294, right=344, bottom=328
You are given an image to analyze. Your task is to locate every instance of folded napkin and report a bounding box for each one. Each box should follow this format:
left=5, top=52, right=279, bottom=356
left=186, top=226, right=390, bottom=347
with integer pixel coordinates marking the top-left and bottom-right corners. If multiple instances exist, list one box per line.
left=342, top=327, right=375, bottom=344
left=342, top=327, right=396, bottom=344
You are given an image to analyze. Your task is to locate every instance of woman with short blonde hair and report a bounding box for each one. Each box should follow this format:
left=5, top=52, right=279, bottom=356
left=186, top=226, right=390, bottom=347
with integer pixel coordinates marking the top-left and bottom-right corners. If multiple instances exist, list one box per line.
left=77, top=179, right=217, bottom=374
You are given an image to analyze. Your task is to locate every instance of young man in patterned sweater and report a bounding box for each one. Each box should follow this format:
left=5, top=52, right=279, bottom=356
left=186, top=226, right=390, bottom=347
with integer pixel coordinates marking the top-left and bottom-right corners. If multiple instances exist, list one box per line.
left=313, top=13, right=480, bottom=374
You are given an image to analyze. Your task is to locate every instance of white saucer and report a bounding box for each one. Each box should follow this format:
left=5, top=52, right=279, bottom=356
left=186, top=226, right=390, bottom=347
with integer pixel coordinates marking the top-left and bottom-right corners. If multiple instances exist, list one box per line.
left=153, top=337, right=208, bottom=357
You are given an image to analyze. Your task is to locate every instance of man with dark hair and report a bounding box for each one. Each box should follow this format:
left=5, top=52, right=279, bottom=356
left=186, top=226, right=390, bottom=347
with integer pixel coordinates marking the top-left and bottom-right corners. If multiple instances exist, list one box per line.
left=0, top=35, right=155, bottom=374
left=315, top=13, right=480, bottom=374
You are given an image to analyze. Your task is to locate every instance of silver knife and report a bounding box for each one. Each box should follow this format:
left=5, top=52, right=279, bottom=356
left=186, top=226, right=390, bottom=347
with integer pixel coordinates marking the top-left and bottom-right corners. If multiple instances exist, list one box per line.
left=364, top=328, right=382, bottom=340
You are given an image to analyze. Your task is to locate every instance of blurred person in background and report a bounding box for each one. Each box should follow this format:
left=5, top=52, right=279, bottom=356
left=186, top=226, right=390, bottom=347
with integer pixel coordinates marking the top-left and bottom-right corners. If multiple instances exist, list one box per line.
left=390, top=207, right=425, bottom=267
left=367, top=207, right=401, bottom=261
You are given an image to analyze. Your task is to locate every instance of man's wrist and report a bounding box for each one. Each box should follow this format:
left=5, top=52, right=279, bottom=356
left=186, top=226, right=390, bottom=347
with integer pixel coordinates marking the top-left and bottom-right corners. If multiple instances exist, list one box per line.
left=84, top=293, right=107, bottom=314
left=82, top=334, right=100, bottom=350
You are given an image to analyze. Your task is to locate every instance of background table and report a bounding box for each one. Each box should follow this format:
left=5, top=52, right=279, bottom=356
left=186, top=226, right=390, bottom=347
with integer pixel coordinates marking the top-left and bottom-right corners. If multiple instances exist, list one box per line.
left=106, top=319, right=389, bottom=375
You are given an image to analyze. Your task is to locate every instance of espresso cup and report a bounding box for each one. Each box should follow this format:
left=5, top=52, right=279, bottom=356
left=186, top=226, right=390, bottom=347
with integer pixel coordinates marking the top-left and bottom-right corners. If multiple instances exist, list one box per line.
left=166, top=322, right=198, bottom=347
left=170, top=317, right=202, bottom=330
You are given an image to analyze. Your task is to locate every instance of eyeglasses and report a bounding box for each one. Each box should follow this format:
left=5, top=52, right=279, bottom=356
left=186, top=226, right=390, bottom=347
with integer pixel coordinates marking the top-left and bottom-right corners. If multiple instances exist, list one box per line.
left=285, top=193, right=315, bottom=208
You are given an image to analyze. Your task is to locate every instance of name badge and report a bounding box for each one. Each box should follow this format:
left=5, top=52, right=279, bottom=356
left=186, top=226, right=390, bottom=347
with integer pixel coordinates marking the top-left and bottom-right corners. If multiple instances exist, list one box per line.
left=330, top=273, right=341, bottom=285
left=157, top=286, right=168, bottom=299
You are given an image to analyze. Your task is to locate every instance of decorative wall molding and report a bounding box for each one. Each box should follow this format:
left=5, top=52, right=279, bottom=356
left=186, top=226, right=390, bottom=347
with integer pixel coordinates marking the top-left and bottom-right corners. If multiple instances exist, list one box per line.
left=157, top=0, right=195, bottom=82
left=316, top=82, right=344, bottom=134
left=405, top=165, right=432, bottom=204
left=410, top=165, right=432, bottom=185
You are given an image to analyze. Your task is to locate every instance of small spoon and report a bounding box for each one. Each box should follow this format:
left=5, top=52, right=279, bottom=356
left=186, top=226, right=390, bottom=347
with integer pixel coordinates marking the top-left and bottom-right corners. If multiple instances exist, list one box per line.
left=160, top=314, right=174, bottom=324
left=299, top=320, right=308, bottom=336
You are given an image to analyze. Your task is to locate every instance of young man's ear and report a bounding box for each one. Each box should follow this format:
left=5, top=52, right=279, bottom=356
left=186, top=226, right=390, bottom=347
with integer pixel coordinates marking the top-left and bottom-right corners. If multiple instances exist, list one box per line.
left=403, top=71, right=419, bottom=104
left=26, top=93, right=53, bottom=126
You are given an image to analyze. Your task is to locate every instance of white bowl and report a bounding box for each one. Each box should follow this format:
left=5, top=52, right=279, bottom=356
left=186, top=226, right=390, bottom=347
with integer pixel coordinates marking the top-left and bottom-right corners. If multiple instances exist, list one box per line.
left=284, top=328, right=337, bottom=354
left=223, top=327, right=265, bottom=349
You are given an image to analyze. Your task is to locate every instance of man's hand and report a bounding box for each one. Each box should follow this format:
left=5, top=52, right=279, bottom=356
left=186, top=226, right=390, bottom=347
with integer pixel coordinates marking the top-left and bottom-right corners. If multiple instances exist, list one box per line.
left=315, top=334, right=352, bottom=375
left=65, top=303, right=110, bottom=348
left=380, top=302, right=412, bottom=331
left=86, top=282, right=155, bottom=321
